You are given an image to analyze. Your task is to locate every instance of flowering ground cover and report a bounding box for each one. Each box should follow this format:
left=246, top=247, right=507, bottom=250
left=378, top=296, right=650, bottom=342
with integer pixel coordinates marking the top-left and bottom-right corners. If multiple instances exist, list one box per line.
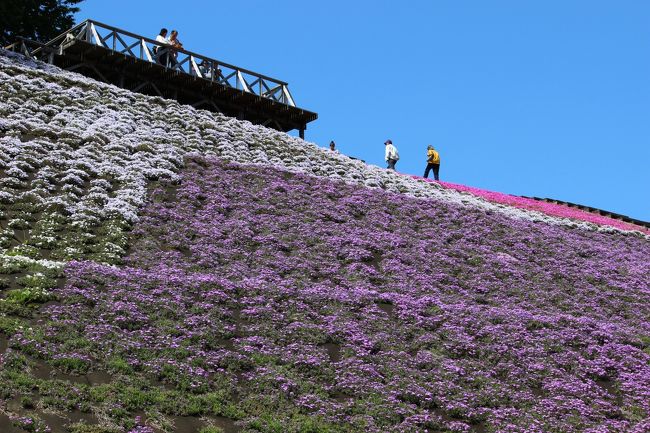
left=0, top=48, right=645, bottom=328
left=0, top=48, right=645, bottom=329
left=1, top=49, right=644, bottom=255
left=433, top=180, right=649, bottom=235
left=1, top=49, right=649, bottom=433
left=2, top=157, right=647, bottom=432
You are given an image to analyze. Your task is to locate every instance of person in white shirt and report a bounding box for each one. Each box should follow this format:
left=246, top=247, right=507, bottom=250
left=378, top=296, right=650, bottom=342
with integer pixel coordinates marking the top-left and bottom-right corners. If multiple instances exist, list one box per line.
left=384, top=139, right=399, bottom=170
left=154, top=28, right=170, bottom=66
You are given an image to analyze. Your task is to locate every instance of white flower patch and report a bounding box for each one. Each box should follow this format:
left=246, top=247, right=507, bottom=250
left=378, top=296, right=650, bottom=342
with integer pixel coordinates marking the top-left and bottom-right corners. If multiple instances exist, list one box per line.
left=0, top=253, right=65, bottom=271
left=0, top=191, right=14, bottom=204
left=6, top=166, right=29, bottom=180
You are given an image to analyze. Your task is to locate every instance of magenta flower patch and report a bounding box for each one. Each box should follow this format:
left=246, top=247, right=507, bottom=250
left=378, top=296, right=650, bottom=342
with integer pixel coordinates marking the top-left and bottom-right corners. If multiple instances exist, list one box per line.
left=435, top=180, right=649, bottom=235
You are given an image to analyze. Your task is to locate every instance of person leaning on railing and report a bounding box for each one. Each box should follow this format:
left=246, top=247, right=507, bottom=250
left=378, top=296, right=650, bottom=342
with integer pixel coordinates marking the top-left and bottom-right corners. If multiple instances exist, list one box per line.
left=154, top=28, right=171, bottom=66
left=168, top=30, right=183, bottom=67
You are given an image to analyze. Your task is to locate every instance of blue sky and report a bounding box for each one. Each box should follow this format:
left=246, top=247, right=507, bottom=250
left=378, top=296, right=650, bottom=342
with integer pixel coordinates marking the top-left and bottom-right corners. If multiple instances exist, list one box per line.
left=75, top=1, right=650, bottom=220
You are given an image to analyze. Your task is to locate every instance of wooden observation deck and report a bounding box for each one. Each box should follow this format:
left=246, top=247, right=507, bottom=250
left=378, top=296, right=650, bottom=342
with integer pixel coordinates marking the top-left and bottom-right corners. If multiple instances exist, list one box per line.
left=6, top=20, right=317, bottom=138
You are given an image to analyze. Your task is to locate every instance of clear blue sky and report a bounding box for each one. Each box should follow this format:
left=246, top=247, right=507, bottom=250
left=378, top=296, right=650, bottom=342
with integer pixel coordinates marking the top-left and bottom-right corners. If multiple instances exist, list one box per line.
left=74, top=1, right=650, bottom=220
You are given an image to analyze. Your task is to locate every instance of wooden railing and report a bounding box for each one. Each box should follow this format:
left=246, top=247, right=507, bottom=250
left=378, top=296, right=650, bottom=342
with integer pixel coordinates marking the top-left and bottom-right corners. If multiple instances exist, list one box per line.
left=6, top=19, right=297, bottom=107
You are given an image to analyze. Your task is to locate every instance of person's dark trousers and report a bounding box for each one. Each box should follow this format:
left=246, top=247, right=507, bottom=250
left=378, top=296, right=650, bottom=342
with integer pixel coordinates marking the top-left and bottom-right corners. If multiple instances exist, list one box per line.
left=158, top=52, right=169, bottom=66
left=387, top=159, right=397, bottom=170
left=157, top=48, right=171, bottom=67
left=424, top=163, right=440, bottom=180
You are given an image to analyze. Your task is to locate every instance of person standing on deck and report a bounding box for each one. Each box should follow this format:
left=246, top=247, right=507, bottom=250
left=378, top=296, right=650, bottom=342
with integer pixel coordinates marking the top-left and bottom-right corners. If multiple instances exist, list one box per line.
left=384, top=139, right=399, bottom=170
left=168, top=30, right=183, bottom=67
left=154, top=28, right=171, bottom=66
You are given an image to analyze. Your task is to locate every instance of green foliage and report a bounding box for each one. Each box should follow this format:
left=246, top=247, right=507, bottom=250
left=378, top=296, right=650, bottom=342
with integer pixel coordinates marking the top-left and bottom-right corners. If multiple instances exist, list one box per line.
left=4, top=287, right=54, bottom=304
left=38, top=378, right=86, bottom=410
left=7, top=218, right=31, bottom=230
left=11, top=414, right=50, bottom=433
left=622, top=405, right=648, bottom=422
left=221, top=402, right=246, bottom=420
left=68, top=424, right=121, bottom=433
left=16, top=272, right=58, bottom=290
left=185, top=395, right=205, bottom=416
left=107, top=356, right=133, bottom=374
left=52, top=356, right=90, bottom=374
left=0, top=298, right=36, bottom=317
left=247, top=413, right=347, bottom=433
left=89, top=384, right=112, bottom=403
left=118, top=386, right=158, bottom=411
left=0, top=257, right=27, bottom=274
left=291, top=415, right=347, bottom=433
left=0, top=0, right=85, bottom=46
left=1, top=352, right=28, bottom=373
left=639, top=334, right=650, bottom=349
left=20, top=395, right=36, bottom=408
left=251, top=353, right=280, bottom=366
left=26, top=263, right=62, bottom=279
left=199, top=427, right=224, bottom=433
left=0, top=315, right=26, bottom=333
left=248, top=414, right=285, bottom=433
left=2, top=371, right=36, bottom=395
left=197, top=391, right=229, bottom=415
left=6, top=244, right=41, bottom=259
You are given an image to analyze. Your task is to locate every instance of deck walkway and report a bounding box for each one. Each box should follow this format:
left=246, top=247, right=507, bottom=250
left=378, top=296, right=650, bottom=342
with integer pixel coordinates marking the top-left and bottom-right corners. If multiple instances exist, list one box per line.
left=6, top=20, right=317, bottom=137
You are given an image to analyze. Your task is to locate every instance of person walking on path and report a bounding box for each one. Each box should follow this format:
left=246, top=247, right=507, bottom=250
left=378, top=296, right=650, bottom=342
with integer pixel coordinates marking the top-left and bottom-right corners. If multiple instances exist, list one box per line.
left=424, top=145, right=440, bottom=180
left=384, top=139, right=399, bottom=170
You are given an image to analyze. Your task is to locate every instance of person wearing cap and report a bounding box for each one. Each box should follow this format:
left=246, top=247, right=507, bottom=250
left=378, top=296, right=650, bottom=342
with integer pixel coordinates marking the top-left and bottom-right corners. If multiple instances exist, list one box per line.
left=329, top=140, right=338, bottom=152
left=424, top=145, right=441, bottom=180
left=384, top=139, right=399, bottom=170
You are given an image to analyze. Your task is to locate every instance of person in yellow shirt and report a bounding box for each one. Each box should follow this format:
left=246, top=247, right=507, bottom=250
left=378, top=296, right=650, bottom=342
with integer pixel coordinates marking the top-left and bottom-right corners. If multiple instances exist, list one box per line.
left=424, top=145, right=440, bottom=180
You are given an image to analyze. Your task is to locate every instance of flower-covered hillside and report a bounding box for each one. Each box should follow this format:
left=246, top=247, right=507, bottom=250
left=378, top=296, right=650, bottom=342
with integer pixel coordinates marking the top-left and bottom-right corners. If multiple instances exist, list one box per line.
left=1, top=48, right=645, bottom=258
left=1, top=48, right=646, bottom=320
left=1, top=47, right=646, bottom=309
left=4, top=157, right=648, bottom=433
left=1, top=47, right=650, bottom=433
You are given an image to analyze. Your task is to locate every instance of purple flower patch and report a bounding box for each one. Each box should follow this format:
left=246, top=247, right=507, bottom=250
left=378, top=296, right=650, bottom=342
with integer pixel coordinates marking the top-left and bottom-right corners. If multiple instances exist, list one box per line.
left=9, top=157, right=650, bottom=432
